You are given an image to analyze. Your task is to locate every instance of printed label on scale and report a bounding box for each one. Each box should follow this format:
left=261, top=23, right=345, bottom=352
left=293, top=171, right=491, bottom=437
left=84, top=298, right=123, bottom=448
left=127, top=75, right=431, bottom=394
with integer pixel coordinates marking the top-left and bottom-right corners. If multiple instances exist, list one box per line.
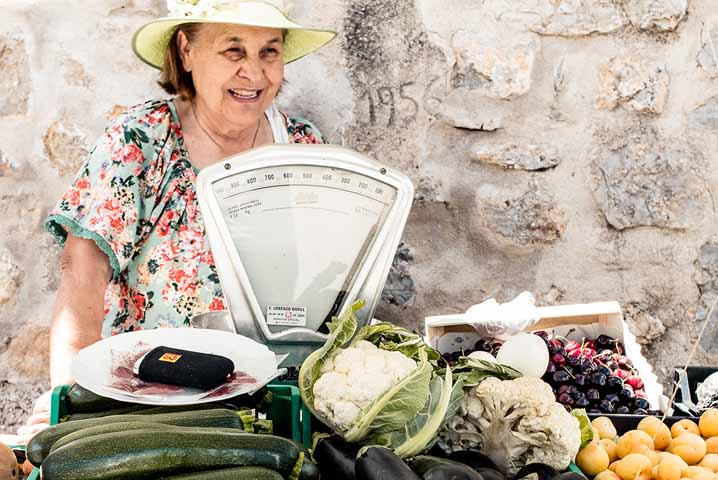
left=266, top=305, right=307, bottom=327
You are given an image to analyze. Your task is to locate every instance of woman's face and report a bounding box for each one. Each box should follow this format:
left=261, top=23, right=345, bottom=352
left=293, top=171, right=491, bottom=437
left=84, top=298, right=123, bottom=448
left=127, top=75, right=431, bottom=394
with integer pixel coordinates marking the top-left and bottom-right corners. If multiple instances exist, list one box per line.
left=179, top=23, right=284, bottom=130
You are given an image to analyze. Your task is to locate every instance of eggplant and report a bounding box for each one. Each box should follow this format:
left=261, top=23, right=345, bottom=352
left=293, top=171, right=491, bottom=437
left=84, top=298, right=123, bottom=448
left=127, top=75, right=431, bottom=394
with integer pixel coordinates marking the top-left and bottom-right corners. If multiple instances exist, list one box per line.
left=512, top=464, right=559, bottom=480
left=475, top=468, right=509, bottom=480
left=313, top=435, right=360, bottom=480
left=355, top=447, right=422, bottom=480
left=446, top=450, right=501, bottom=472
left=409, top=455, right=487, bottom=480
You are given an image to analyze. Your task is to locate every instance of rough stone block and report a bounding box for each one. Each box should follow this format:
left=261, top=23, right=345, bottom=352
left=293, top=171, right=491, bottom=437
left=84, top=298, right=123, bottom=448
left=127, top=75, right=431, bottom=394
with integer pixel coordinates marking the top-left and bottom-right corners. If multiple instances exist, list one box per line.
left=0, top=324, right=50, bottom=384
left=591, top=124, right=709, bottom=230
left=472, top=179, right=567, bottom=253
left=472, top=143, right=560, bottom=171
left=0, top=248, right=21, bottom=305
left=0, top=150, right=12, bottom=177
left=694, top=242, right=718, bottom=321
left=62, top=58, right=93, bottom=88
left=690, top=95, right=718, bottom=130
left=624, top=303, right=666, bottom=344
left=698, top=18, right=718, bottom=78
left=528, top=0, right=627, bottom=36
left=596, top=56, right=669, bottom=114
left=413, top=176, right=444, bottom=205
left=0, top=381, right=49, bottom=431
left=623, top=0, right=688, bottom=32
left=437, top=94, right=506, bottom=131
left=0, top=32, right=31, bottom=117
left=43, top=116, right=89, bottom=176
left=450, top=31, right=538, bottom=99
left=381, top=243, right=416, bottom=307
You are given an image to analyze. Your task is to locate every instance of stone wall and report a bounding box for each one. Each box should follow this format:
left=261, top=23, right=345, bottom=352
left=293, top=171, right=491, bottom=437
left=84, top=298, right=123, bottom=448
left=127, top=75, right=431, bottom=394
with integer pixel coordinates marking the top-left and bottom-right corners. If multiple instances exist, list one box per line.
left=1, top=0, right=717, bottom=430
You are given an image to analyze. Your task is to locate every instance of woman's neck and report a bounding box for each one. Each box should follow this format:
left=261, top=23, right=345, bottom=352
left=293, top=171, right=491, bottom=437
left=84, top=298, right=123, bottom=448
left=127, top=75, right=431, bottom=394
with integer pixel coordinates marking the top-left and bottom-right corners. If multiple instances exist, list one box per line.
left=191, top=99, right=261, bottom=151
left=174, top=97, right=272, bottom=170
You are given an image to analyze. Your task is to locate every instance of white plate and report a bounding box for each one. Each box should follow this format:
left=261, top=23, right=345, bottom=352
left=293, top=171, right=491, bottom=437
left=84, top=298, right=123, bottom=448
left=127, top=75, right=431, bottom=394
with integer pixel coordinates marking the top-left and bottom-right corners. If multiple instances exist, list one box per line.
left=71, top=328, right=278, bottom=405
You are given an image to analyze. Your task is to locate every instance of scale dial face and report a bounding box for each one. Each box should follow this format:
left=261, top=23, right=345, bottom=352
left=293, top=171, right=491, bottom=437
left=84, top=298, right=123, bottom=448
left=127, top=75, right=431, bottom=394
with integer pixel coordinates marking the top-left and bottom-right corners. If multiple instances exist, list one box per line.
left=212, top=163, right=397, bottom=333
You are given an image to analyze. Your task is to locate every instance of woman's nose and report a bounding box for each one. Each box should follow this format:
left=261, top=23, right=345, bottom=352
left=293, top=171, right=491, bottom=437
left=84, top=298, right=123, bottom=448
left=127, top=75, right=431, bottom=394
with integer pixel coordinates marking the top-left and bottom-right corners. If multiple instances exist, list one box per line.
left=236, top=56, right=264, bottom=82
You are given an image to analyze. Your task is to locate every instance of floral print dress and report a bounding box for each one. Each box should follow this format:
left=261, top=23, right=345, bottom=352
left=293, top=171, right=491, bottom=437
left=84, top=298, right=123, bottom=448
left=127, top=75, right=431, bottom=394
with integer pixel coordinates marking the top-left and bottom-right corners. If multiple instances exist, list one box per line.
left=45, top=98, right=325, bottom=337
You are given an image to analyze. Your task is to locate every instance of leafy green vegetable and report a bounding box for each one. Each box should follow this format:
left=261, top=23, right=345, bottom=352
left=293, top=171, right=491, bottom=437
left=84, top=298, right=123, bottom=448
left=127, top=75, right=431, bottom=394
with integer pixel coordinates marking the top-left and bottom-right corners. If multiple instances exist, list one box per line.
left=352, top=322, right=441, bottom=364
left=237, top=409, right=255, bottom=433
left=371, top=364, right=460, bottom=458
left=447, top=357, right=522, bottom=388
left=298, top=301, right=450, bottom=458
left=289, top=451, right=305, bottom=480
left=571, top=409, right=594, bottom=449
left=344, top=348, right=432, bottom=440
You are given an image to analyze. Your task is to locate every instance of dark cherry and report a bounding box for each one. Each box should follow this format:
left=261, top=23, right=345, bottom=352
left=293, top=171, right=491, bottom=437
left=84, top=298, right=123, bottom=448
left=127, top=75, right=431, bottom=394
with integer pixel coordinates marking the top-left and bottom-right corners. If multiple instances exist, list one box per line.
left=590, top=373, right=608, bottom=387
left=586, top=389, right=601, bottom=401
left=606, top=376, right=624, bottom=393
left=553, top=371, right=572, bottom=384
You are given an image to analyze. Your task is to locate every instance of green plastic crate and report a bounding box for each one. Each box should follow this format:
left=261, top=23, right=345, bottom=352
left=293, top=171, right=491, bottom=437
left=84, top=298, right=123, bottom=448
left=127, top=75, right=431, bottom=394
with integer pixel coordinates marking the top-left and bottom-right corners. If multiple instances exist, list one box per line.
left=27, top=382, right=308, bottom=480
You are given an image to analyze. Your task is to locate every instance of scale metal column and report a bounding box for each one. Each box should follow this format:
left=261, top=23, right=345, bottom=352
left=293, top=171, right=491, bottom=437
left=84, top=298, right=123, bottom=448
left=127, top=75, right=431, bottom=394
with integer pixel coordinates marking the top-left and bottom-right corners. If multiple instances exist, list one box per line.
left=196, top=144, right=414, bottom=366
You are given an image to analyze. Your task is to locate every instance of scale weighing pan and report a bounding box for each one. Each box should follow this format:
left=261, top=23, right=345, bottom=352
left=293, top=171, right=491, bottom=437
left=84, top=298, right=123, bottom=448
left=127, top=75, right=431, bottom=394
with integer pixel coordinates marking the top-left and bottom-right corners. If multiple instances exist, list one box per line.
left=196, top=144, right=414, bottom=366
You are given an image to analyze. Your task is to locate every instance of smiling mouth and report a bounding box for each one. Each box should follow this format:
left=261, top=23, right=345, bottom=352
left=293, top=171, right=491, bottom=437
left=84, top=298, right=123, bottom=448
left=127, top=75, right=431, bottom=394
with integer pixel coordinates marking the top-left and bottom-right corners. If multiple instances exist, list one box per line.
left=228, top=88, right=262, bottom=100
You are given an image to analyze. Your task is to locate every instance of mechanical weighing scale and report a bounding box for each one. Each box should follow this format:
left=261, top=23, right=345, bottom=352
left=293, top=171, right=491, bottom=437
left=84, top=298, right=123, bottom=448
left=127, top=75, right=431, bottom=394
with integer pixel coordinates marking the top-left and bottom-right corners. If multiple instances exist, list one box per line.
left=196, top=144, right=414, bottom=366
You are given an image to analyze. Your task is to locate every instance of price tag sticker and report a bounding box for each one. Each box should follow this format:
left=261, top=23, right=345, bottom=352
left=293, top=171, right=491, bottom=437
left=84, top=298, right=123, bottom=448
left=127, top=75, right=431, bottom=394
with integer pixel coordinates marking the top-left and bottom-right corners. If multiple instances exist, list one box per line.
left=266, top=305, right=307, bottom=327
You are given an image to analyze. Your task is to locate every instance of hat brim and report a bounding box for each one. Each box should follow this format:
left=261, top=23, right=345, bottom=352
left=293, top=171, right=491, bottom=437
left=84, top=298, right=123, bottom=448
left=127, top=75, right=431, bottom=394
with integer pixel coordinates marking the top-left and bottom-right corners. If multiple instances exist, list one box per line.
left=132, top=15, right=336, bottom=69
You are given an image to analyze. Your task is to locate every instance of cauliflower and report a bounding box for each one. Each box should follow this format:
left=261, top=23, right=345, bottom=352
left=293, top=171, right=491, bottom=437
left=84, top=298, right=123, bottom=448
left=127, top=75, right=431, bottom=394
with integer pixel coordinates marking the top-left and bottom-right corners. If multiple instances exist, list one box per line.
left=312, top=340, right=417, bottom=430
left=439, top=376, right=581, bottom=475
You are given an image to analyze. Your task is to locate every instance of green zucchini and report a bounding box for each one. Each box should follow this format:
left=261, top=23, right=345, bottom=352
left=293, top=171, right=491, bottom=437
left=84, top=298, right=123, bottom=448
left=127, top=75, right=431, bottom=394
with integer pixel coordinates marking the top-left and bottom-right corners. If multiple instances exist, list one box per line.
left=65, top=400, right=239, bottom=422
left=40, top=429, right=300, bottom=480
left=49, top=421, right=173, bottom=453
left=27, top=408, right=243, bottom=466
left=130, top=402, right=238, bottom=416
left=65, top=384, right=135, bottom=413
left=65, top=405, right=150, bottom=421
left=158, top=466, right=283, bottom=479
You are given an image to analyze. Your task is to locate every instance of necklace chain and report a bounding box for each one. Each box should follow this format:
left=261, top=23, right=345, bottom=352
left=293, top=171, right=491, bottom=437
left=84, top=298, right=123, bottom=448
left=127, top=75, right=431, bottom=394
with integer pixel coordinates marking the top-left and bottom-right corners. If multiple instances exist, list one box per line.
left=191, top=100, right=260, bottom=153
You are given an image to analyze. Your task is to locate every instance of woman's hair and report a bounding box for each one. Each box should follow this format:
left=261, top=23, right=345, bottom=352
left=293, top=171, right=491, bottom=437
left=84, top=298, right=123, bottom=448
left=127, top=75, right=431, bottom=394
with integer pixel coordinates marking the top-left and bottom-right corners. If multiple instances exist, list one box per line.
left=158, top=24, right=288, bottom=100
left=158, top=23, right=204, bottom=100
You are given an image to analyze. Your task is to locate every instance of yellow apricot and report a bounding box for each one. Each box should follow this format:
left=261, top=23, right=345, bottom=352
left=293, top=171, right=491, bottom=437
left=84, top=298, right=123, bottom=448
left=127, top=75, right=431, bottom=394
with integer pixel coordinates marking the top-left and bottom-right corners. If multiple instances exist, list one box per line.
left=673, top=420, right=702, bottom=439
left=617, top=430, right=656, bottom=459
left=705, top=438, right=718, bottom=455
left=699, top=454, right=718, bottom=473
left=639, top=417, right=673, bottom=451
left=658, top=453, right=688, bottom=480
left=593, top=417, right=619, bottom=440
left=668, top=433, right=708, bottom=465
left=601, top=439, right=619, bottom=463
left=614, top=454, right=653, bottom=480
left=700, top=410, right=718, bottom=439
left=595, top=471, right=623, bottom=480
left=578, top=442, right=612, bottom=477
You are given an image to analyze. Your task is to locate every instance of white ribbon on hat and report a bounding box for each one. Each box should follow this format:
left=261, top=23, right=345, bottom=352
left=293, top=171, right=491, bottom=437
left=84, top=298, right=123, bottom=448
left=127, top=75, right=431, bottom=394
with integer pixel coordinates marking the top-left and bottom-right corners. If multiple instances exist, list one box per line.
left=167, top=0, right=293, bottom=17
left=167, top=0, right=219, bottom=17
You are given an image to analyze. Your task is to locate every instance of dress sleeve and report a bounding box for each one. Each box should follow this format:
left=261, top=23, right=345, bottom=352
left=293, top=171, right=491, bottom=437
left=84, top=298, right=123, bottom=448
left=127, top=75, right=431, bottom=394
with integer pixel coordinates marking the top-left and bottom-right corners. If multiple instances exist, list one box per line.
left=287, top=116, right=327, bottom=144
left=45, top=116, right=147, bottom=279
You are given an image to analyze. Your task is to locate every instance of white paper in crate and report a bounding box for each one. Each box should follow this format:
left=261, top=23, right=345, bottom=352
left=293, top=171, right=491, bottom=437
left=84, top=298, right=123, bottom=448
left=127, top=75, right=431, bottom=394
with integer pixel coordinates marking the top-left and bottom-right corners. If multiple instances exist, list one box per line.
left=425, top=299, right=664, bottom=410
left=464, top=291, right=540, bottom=340
left=72, top=328, right=281, bottom=406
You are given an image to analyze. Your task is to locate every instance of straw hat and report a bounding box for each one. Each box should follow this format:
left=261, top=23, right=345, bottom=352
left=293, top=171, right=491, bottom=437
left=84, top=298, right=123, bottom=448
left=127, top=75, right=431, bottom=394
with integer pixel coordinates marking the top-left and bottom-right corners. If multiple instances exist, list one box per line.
left=132, top=0, right=337, bottom=68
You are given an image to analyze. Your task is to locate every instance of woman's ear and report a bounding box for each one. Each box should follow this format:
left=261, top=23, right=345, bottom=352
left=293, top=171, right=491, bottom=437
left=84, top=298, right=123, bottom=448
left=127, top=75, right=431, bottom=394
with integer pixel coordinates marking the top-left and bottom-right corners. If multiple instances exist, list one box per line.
left=177, top=30, right=193, bottom=72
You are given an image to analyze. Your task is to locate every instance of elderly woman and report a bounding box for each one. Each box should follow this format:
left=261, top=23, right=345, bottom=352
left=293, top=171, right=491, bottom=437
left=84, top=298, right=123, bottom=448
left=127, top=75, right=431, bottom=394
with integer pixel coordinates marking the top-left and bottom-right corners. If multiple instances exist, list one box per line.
left=17, top=0, right=335, bottom=442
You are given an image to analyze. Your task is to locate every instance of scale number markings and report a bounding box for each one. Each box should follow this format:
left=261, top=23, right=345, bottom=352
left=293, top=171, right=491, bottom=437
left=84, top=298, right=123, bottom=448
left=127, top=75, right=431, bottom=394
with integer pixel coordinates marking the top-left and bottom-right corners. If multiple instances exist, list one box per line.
left=220, top=165, right=396, bottom=205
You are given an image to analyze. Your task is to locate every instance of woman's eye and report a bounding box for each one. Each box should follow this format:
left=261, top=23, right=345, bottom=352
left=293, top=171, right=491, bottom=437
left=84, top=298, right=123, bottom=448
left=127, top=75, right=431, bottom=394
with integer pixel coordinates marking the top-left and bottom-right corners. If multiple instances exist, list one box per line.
left=224, top=48, right=244, bottom=58
left=262, top=48, right=280, bottom=56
